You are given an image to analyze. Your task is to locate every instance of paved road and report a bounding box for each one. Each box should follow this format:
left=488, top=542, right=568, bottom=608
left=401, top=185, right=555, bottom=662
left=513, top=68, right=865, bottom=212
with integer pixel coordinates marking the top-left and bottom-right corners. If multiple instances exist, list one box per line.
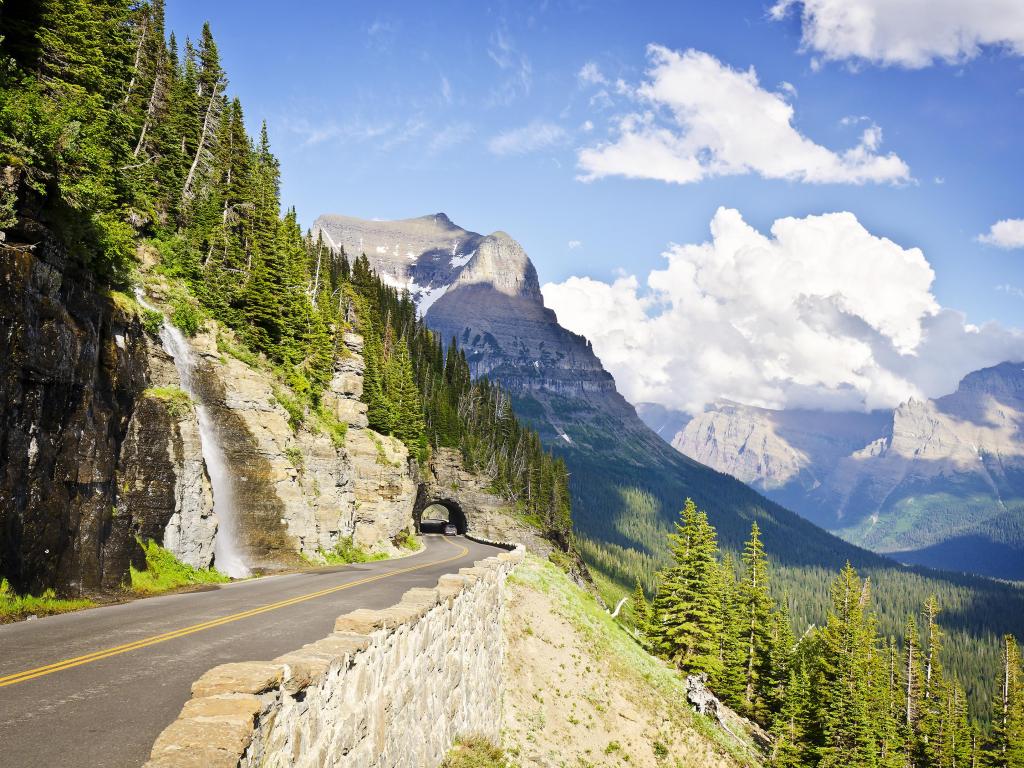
left=0, top=534, right=499, bottom=768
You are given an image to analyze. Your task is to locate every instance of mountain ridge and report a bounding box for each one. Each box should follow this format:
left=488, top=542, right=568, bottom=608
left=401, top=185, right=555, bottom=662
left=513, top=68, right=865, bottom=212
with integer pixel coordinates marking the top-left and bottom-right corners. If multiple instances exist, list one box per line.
left=649, top=362, right=1024, bottom=578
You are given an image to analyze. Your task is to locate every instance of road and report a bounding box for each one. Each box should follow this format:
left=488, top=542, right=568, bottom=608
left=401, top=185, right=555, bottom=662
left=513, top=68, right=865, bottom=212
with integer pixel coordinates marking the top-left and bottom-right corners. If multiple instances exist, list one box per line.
left=0, top=534, right=500, bottom=768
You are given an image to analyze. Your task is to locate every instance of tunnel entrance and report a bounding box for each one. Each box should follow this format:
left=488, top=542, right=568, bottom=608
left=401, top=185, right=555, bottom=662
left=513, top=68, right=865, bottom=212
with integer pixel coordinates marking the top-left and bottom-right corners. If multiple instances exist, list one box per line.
left=417, top=500, right=468, bottom=535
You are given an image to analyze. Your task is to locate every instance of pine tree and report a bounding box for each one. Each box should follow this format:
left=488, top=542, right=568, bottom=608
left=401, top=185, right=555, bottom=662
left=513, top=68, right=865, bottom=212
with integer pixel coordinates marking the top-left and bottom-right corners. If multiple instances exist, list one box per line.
left=631, top=579, right=651, bottom=641
left=816, top=564, right=879, bottom=768
left=985, top=634, right=1024, bottom=768
left=650, top=499, right=723, bottom=678
left=716, top=553, right=746, bottom=709
left=741, top=521, right=775, bottom=719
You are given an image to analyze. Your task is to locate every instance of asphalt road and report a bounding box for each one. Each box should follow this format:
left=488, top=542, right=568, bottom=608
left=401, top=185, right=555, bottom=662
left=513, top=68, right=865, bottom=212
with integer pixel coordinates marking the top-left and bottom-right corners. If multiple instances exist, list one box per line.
left=0, top=534, right=500, bottom=768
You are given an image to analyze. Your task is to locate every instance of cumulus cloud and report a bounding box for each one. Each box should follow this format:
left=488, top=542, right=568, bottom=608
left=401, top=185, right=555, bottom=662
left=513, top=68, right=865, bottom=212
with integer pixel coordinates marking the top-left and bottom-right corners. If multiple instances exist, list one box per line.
left=978, top=218, right=1024, bottom=249
left=577, top=46, right=910, bottom=185
left=771, top=0, right=1024, bottom=68
left=542, top=207, right=1024, bottom=414
left=568, top=240, right=582, bottom=249
left=488, top=120, right=568, bottom=155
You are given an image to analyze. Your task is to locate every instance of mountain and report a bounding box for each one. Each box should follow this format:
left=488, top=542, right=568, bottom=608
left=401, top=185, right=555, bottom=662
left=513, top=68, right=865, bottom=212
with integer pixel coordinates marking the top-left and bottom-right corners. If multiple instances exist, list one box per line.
left=657, top=363, right=1024, bottom=579
left=635, top=402, right=692, bottom=441
left=312, top=213, right=901, bottom=568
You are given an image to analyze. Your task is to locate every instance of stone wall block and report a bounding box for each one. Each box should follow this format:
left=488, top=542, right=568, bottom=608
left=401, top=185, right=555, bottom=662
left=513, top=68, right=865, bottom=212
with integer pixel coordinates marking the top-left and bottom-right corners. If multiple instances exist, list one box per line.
left=191, top=662, right=285, bottom=698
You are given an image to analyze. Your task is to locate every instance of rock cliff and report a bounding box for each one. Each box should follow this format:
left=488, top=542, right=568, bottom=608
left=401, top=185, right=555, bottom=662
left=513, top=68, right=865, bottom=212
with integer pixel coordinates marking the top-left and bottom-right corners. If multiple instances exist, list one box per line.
left=0, top=239, right=149, bottom=594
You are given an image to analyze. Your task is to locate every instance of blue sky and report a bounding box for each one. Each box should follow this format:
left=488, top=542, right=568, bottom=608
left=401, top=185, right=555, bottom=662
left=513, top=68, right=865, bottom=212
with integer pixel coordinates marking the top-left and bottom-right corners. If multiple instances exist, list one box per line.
left=166, top=0, right=1024, bottom=411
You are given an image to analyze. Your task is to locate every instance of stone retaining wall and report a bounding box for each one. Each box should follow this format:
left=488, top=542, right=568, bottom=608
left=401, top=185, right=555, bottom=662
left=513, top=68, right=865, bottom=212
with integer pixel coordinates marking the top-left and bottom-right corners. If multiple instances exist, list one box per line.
left=144, top=544, right=525, bottom=768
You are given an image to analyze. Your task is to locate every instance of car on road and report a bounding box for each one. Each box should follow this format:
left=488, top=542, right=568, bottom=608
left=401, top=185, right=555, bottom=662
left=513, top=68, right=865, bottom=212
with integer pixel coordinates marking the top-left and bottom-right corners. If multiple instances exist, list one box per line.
left=444, top=524, right=458, bottom=536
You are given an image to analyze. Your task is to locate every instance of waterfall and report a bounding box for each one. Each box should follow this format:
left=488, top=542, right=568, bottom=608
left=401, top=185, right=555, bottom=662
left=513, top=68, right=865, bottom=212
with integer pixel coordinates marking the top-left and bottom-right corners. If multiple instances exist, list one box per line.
left=135, top=291, right=250, bottom=578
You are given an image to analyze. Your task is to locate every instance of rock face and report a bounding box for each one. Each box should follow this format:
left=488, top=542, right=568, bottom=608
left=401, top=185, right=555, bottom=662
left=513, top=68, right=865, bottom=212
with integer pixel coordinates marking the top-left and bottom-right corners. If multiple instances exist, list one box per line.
left=0, top=240, right=149, bottom=594
left=145, top=546, right=525, bottom=768
left=420, top=448, right=557, bottom=557
left=663, top=363, right=1024, bottom=579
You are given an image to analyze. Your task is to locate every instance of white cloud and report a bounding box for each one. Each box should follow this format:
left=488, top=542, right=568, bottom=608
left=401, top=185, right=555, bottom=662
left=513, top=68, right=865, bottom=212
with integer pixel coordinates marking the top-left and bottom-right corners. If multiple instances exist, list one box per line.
left=978, top=218, right=1024, bottom=249
left=487, top=25, right=532, bottom=105
left=997, top=283, right=1024, bottom=299
left=440, top=75, right=453, bottom=104
left=568, top=240, right=582, bottom=249
left=488, top=120, right=568, bottom=155
left=542, top=207, right=1024, bottom=414
left=771, top=0, right=1024, bottom=68
left=429, top=122, right=474, bottom=154
left=578, top=61, right=608, bottom=86
left=778, top=80, right=799, bottom=98
left=577, top=46, right=910, bottom=185
left=580, top=120, right=594, bottom=132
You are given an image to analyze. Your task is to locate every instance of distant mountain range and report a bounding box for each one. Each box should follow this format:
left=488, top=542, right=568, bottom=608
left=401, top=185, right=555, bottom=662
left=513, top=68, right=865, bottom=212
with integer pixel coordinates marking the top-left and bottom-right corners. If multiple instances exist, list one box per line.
left=312, top=212, right=889, bottom=571
left=639, top=362, right=1024, bottom=580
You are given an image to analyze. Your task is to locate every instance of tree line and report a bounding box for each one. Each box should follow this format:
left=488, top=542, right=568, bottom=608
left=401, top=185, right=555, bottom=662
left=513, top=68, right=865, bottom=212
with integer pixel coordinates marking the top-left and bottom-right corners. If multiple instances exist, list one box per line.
left=631, top=500, right=1024, bottom=767
left=0, top=0, right=574, bottom=552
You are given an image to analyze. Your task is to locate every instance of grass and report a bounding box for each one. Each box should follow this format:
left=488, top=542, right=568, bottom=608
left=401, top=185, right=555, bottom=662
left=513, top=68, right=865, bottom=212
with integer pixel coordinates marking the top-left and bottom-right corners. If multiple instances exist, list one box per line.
left=144, top=385, right=192, bottom=419
left=273, top=386, right=304, bottom=432
left=129, top=539, right=230, bottom=595
left=315, top=404, right=348, bottom=448
left=317, top=536, right=388, bottom=565
left=0, top=578, right=95, bottom=623
left=441, top=736, right=511, bottom=768
left=510, top=555, right=761, bottom=766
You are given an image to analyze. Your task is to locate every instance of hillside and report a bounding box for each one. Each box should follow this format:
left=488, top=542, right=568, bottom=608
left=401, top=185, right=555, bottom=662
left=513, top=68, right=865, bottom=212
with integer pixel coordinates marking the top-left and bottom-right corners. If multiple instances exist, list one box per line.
left=654, top=363, right=1024, bottom=579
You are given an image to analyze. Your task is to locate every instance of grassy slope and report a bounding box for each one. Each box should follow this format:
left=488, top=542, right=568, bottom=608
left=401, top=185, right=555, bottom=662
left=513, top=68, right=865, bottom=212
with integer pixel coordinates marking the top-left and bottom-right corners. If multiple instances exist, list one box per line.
left=502, top=555, right=758, bottom=768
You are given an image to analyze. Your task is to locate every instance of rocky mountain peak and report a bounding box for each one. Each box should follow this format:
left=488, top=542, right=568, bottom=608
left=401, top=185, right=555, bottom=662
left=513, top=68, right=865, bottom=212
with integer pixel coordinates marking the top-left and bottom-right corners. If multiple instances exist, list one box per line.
left=953, top=361, right=1024, bottom=401
left=452, top=231, right=541, bottom=299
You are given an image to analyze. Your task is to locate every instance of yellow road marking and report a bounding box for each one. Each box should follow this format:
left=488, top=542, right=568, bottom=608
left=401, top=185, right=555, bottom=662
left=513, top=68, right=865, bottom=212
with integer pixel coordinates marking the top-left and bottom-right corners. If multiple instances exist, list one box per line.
left=0, top=538, right=469, bottom=688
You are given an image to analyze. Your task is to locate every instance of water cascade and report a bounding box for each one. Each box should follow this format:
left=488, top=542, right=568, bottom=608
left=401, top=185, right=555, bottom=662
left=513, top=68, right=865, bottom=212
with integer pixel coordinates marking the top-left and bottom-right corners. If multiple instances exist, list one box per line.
left=135, top=291, right=250, bottom=577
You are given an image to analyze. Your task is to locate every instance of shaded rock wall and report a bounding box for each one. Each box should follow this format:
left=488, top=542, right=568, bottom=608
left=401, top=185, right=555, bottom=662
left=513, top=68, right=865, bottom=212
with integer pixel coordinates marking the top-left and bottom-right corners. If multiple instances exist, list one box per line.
left=144, top=545, right=525, bottom=768
left=0, top=242, right=149, bottom=594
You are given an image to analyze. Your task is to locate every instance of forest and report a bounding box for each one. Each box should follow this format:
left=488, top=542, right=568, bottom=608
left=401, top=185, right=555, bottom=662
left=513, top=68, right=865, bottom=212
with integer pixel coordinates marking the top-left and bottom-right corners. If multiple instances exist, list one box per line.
left=633, top=500, right=1024, bottom=767
left=0, top=0, right=573, bottom=552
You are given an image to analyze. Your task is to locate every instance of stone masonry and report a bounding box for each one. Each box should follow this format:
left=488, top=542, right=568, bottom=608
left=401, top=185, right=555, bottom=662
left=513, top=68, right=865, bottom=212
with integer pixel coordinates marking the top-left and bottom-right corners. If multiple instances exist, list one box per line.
left=144, top=544, right=525, bottom=768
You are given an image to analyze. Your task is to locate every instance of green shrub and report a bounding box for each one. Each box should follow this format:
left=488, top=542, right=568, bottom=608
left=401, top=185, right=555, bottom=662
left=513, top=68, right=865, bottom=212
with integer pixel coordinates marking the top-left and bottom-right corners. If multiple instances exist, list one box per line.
left=130, top=539, right=230, bottom=594
left=142, top=308, right=164, bottom=336
left=315, top=405, right=348, bottom=448
left=284, top=445, right=304, bottom=471
left=395, top=529, right=421, bottom=551
left=273, top=386, right=304, bottom=432
left=217, top=332, right=262, bottom=368
left=441, top=737, right=510, bottom=768
left=170, top=299, right=202, bottom=337
left=0, top=578, right=95, bottom=623
left=144, top=386, right=192, bottom=420
left=319, top=537, right=388, bottom=565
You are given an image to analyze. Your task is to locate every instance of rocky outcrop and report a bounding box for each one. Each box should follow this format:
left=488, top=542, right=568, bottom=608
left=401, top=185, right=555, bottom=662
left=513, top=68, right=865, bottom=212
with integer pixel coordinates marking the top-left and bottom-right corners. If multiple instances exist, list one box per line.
left=0, top=240, right=149, bottom=594
left=144, top=545, right=525, bottom=768
left=171, top=324, right=417, bottom=566
left=420, top=448, right=556, bottom=557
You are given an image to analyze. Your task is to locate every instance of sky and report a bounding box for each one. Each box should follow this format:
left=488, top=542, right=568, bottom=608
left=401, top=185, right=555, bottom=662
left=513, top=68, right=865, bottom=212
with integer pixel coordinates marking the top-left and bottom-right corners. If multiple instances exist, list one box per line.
left=166, top=0, right=1024, bottom=414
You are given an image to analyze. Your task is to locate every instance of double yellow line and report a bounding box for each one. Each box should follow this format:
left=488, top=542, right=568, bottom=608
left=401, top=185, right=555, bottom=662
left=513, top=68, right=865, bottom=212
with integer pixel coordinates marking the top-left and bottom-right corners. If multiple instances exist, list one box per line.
left=0, top=538, right=468, bottom=689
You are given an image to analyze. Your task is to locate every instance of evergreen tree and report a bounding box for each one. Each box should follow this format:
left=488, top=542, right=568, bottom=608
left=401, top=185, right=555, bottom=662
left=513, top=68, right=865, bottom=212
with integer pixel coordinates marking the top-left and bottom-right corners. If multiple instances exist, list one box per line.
left=741, top=521, right=775, bottom=719
left=985, top=635, right=1024, bottom=768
